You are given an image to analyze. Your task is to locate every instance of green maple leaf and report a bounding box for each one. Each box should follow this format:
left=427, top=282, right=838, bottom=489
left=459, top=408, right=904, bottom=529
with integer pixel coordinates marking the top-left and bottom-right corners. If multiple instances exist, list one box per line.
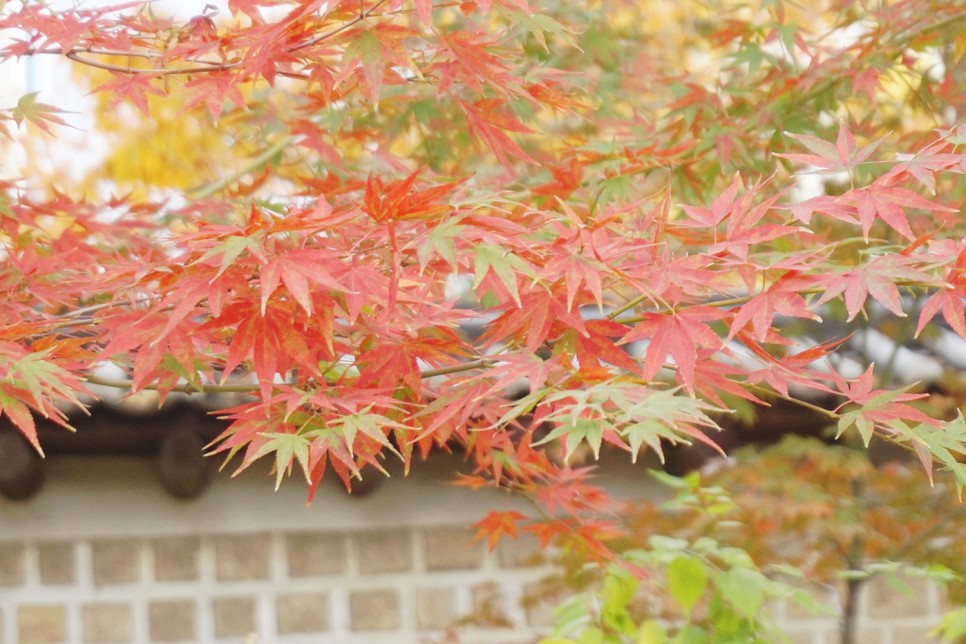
left=11, top=92, right=72, bottom=134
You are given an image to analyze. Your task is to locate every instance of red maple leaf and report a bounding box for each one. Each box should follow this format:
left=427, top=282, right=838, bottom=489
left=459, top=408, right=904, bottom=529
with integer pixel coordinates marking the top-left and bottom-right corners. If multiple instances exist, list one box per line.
left=729, top=272, right=820, bottom=343
left=816, top=255, right=937, bottom=320
left=461, top=98, right=535, bottom=168
left=777, top=123, right=884, bottom=174
left=622, top=306, right=727, bottom=391
left=93, top=73, right=166, bottom=114
left=472, top=510, right=526, bottom=550
left=841, top=184, right=954, bottom=241
left=182, top=72, right=248, bottom=123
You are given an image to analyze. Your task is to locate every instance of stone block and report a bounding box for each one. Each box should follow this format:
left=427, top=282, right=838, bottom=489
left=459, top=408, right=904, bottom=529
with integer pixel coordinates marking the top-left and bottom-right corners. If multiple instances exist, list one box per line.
left=522, top=581, right=555, bottom=628
left=285, top=532, right=346, bottom=577
left=0, top=542, right=24, bottom=586
left=865, top=575, right=930, bottom=618
left=778, top=627, right=821, bottom=644
left=214, top=534, right=270, bottom=581
left=152, top=537, right=199, bottom=581
left=349, top=589, right=401, bottom=631
left=889, top=624, right=942, bottom=643
left=17, top=604, right=66, bottom=644
left=415, top=587, right=457, bottom=630
left=212, top=596, right=257, bottom=639
left=497, top=531, right=545, bottom=568
left=855, top=626, right=887, bottom=644
left=36, top=543, right=74, bottom=585
left=276, top=593, right=329, bottom=634
left=354, top=531, right=412, bottom=575
left=148, top=600, right=196, bottom=642
left=472, top=582, right=512, bottom=628
left=423, top=526, right=484, bottom=571
left=90, top=539, right=140, bottom=586
left=81, top=603, right=131, bottom=644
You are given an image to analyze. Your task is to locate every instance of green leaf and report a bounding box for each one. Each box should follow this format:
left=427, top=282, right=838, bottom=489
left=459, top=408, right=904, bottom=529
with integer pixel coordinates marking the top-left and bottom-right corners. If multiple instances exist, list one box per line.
left=549, top=594, right=593, bottom=637
left=673, top=625, right=708, bottom=644
left=416, top=216, right=465, bottom=269
left=194, top=234, right=263, bottom=278
left=601, top=567, right=638, bottom=635
left=251, top=431, right=311, bottom=490
left=637, top=621, right=668, bottom=644
left=473, top=243, right=531, bottom=306
left=577, top=628, right=605, bottom=644
left=892, top=414, right=966, bottom=494
left=344, top=30, right=384, bottom=106
left=11, top=92, right=70, bottom=134
left=931, top=606, right=966, bottom=641
left=718, top=568, right=766, bottom=617
left=530, top=416, right=596, bottom=461
left=667, top=555, right=708, bottom=616
left=836, top=408, right=875, bottom=446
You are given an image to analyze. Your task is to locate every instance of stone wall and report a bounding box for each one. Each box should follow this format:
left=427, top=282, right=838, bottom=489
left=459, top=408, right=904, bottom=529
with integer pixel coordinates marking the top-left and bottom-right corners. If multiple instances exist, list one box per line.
left=1, top=527, right=550, bottom=643
left=0, top=455, right=954, bottom=644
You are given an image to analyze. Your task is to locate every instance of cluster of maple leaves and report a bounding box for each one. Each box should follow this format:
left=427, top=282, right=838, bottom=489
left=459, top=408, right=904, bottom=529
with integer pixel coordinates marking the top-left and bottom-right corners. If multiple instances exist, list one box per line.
left=1, top=0, right=966, bottom=557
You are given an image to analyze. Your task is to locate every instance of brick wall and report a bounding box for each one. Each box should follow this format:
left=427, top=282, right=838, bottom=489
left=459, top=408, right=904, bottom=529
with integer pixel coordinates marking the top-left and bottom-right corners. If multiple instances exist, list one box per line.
left=0, top=455, right=953, bottom=644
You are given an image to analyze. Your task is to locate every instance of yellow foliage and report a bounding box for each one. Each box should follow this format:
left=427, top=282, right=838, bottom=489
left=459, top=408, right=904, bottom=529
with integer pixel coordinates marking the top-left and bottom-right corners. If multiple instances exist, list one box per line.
left=70, top=58, right=248, bottom=198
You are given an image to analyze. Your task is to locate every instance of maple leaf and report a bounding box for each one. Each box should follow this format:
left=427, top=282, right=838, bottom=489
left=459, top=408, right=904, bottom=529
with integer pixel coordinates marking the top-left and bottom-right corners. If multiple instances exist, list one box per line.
left=834, top=365, right=933, bottom=446
left=212, top=298, right=331, bottom=399
left=690, top=352, right=764, bottom=407
left=414, top=0, right=433, bottom=24
left=438, top=30, right=515, bottom=94
left=841, top=184, right=954, bottom=241
left=728, top=272, right=821, bottom=343
left=356, top=332, right=467, bottom=393
left=0, top=343, right=87, bottom=453
left=528, top=466, right=619, bottom=516
left=679, top=174, right=742, bottom=228
left=777, top=124, right=885, bottom=175
left=91, top=72, right=168, bottom=115
left=622, top=306, right=728, bottom=392
left=481, top=288, right=585, bottom=354
left=227, top=0, right=278, bottom=20
left=461, top=98, right=535, bottom=169
left=0, top=389, right=40, bottom=452
left=259, top=248, right=346, bottom=315
left=344, top=24, right=418, bottom=107
left=618, top=386, right=723, bottom=464
left=10, top=92, right=72, bottom=134
left=472, top=510, right=526, bottom=550
left=362, top=169, right=461, bottom=225
left=815, top=255, right=938, bottom=321
left=473, top=243, right=533, bottom=307
left=916, top=289, right=966, bottom=339
left=182, top=73, right=248, bottom=123
left=890, top=415, right=966, bottom=491
left=915, top=243, right=966, bottom=339
left=573, top=319, right=639, bottom=376
left=786, top=194, right=857, bottom=226
left=880, top=140, right=964, bottom=194
left=702, top=180, right=798, bottom=261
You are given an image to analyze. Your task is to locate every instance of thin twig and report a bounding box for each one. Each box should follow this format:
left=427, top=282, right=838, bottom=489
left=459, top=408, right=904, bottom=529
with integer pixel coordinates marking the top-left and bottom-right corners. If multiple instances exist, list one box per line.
left=84, top=374, right=258, bottom=394
left=66, top=50, right=240, bottom=75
